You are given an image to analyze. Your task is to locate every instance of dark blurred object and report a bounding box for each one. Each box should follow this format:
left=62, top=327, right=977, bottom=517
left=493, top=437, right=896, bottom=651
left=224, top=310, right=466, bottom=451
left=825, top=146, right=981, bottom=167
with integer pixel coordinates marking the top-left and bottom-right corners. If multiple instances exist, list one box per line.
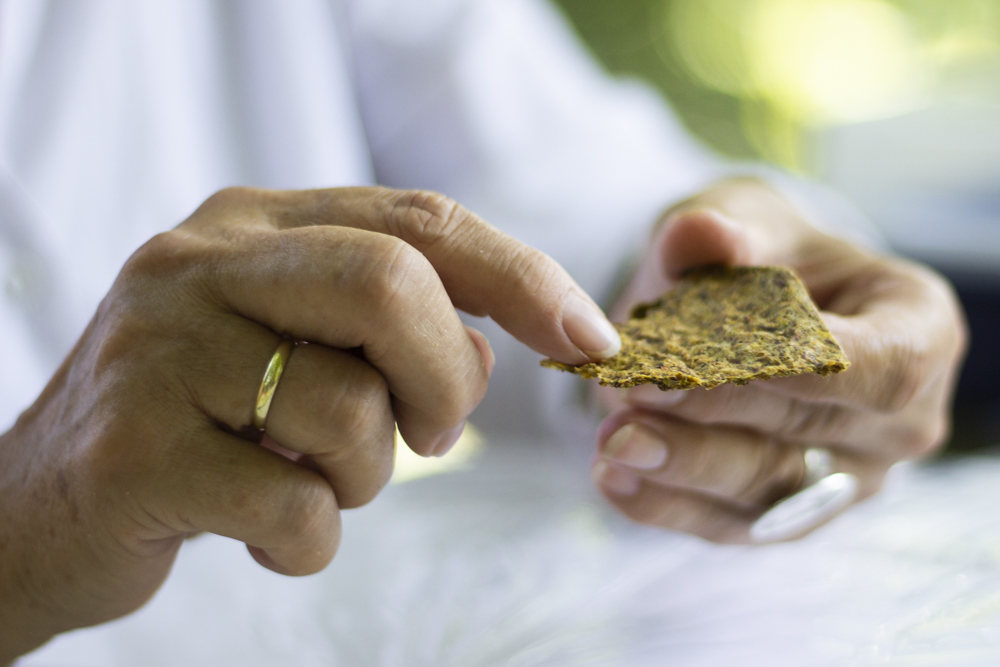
left=934, top=265, right=1000, bottom=452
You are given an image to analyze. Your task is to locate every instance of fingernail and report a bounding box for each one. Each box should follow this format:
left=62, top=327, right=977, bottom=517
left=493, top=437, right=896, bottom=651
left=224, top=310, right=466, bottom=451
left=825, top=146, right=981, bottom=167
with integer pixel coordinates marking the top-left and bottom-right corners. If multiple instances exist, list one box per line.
left=466, top=326, right=495, bottom=376
left=603, top=424, right=668, bottom=470
left=432, top=421, right=466, bottom=457
left=626, top=384, right=687, bottom=407
left=592, top=460, right=640, bottom=496
left=562, top=292, right=621, bottom=360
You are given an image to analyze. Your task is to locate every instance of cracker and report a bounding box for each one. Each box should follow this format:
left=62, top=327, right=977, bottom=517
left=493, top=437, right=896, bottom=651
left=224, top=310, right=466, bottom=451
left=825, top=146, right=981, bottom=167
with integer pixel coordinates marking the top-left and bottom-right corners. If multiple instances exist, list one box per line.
left=542, top=266, right=849, bottom=390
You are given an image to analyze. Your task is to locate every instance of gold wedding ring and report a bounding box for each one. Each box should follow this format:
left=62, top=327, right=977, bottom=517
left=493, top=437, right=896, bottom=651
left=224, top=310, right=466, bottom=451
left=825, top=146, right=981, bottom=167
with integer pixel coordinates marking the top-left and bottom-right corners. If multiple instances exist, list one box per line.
left=253, top=340, right=294, bottom=431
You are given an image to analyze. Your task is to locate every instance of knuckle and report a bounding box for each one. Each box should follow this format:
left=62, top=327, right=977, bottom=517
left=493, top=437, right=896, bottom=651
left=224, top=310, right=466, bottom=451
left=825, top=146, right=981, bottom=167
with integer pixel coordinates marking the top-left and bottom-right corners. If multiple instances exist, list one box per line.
left=198, top=186, right=261, bottom=214
left=390, top=189, right=473, bottom=249
left=186, top=186, right=276, bottom=235
left=363, top=236, right=436, bottom=316
left=505, top=244, right=558, bottom=289
left=881, top=366, right=924, bottom=414
left=101, top=232, right=217, bottom=375
left=120, top=230, right=202, bottom=282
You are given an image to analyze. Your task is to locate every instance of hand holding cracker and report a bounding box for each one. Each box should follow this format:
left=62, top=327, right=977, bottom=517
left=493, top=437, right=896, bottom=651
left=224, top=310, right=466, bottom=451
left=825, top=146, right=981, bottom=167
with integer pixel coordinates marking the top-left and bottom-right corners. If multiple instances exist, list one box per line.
left=585, top=179, right=966, bottom=543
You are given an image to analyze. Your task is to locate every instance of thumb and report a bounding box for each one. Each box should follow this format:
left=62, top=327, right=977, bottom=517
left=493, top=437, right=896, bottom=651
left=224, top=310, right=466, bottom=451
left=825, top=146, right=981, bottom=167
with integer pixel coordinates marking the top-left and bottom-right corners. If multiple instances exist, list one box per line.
left=659, top=208, right=756, bottom=280
left=613, top=208, right=756, bottom=317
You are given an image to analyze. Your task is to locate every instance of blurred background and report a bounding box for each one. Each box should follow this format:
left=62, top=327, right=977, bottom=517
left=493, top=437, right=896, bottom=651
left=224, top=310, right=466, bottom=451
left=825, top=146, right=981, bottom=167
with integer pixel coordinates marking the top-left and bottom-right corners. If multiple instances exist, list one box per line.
left=553, top=0, right=1000, bottom=451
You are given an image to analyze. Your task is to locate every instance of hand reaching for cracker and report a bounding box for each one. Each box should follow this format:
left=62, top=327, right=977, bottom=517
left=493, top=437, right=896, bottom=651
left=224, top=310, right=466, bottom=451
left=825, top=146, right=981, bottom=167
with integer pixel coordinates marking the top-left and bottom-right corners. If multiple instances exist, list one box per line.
left=587, top=179, right=966, bottom=543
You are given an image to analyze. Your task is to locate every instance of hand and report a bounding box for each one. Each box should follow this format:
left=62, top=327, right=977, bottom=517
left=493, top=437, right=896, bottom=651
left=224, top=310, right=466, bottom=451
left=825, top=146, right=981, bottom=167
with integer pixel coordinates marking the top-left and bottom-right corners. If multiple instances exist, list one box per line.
left=591, top=179, right=966, bottom=543
left=0, top=186, right=621, bottom=662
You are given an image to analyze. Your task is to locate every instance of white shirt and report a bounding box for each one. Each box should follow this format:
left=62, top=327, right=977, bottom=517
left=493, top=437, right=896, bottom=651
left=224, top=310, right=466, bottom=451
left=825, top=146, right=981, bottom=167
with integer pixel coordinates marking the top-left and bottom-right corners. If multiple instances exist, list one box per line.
left=7, top=4, right=974, bottom=667
left=0, top=0, right=719, bottom=437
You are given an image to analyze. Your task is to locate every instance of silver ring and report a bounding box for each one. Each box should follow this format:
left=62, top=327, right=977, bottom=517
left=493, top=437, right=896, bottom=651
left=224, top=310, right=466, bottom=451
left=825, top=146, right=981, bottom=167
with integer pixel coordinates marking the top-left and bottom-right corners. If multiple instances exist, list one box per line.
left=749, top=447, right=858, bottom=544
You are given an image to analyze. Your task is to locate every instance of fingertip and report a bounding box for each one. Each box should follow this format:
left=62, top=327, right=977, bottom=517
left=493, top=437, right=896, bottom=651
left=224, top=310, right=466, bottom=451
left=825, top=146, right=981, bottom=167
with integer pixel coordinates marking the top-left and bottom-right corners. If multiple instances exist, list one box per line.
left=561, top=291, right=621, bottom=361
left=247, top=539, right=339, bottom=577
left=430, top=420, right=466, bottom=457
left=247, top=544, right=293, bottom=574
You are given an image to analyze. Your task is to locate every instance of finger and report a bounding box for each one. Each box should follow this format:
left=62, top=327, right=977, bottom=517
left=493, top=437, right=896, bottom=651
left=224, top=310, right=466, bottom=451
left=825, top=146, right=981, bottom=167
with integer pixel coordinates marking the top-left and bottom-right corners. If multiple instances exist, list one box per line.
left=266, top=343, right=395, bottom=509
left=659, top=209, right=756, bottom=279
left=156, top=222, right=483, bottom=455
left=652, top=184, right=964, bottom=414
left=596, top=410, right=804, bottom=507
left=623, top=381, right=924, bottom=459
left=610, top=208, right=755, bottom=319
left=590, top=462, right=754, bottom=544
left=657, top=179, right=843, bottom=282
left=180, top=317, right=395, bottom=508
left=192, top=187, right=621, bottom=364
left=619, top=180, right=873, bottom=315
left=144, top=426, right=341, bottom=576
left=761, top=260, right=966, bottom=412
left=177, top=187, right=620, bottom=453
left=185, top=316, right=395, bottom=509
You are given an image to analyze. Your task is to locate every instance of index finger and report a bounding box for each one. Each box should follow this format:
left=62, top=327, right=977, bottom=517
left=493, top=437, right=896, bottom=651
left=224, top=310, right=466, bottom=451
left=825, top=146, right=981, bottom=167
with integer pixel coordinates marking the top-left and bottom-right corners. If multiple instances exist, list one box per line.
left=205, top=187, right=621, bottom=364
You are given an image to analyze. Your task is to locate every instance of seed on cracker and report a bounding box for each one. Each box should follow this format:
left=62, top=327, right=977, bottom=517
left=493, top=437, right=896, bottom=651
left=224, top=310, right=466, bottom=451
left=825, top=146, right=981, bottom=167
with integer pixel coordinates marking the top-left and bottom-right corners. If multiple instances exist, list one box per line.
left=542, top=266, right=849, bottom=390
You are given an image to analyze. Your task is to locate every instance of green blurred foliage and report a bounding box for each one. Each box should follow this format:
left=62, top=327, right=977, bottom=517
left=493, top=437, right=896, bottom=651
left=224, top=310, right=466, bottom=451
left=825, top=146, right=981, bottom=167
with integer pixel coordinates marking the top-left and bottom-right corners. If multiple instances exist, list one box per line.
left=553, top=0, right=1000, bottom=170
left=550, top=0, right=760, bottom=160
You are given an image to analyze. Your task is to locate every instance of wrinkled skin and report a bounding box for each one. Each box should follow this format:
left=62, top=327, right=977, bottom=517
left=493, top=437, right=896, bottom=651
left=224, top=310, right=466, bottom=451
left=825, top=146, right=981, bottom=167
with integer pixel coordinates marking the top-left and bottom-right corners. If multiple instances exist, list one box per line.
left=0, top=186, right=622, bottom=663
left=592, top=179, right=968, bottom=543
left=0, top=180, right=968, bottom=663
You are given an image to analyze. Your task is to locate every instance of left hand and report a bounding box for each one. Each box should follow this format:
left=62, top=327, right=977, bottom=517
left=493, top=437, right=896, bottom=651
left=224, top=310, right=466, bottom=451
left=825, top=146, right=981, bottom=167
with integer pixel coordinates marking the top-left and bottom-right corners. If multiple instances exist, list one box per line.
left=591, top=179, right=967, bottom=542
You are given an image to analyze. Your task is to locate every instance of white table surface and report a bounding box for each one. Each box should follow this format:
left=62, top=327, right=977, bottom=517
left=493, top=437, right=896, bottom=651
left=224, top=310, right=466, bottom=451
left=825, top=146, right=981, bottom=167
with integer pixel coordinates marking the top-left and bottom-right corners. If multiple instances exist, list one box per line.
left=19, top=439, right=1000, bottom=667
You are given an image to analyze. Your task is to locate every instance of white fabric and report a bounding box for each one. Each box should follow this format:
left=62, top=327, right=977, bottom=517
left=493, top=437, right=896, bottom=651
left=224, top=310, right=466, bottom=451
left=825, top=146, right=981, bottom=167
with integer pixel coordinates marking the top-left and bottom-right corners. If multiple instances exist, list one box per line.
left=0, top=0, right=719, bottom=437
left=20, top=442, right=1000, bottom=666
left=0, top=1, right=943, bottom=666
left=0, top=0, right=378, bottom=425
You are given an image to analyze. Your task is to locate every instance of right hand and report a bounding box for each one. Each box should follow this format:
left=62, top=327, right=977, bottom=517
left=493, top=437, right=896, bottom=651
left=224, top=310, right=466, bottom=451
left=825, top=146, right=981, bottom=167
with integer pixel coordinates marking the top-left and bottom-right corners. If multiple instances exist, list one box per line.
left=0, top=186, right=621, bottom=662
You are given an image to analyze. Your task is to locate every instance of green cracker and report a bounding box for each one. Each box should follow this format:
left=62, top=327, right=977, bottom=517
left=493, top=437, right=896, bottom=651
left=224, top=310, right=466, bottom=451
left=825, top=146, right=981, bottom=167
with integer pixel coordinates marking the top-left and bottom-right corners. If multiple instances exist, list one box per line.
left=542, top=266, right=849, bottom=390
